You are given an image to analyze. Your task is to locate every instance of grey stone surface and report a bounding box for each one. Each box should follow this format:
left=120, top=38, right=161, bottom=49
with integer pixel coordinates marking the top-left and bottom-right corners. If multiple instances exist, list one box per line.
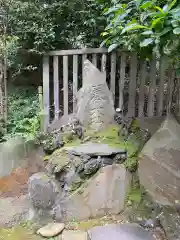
left=65, top=142, right=126, bottom=157
left=158, top=206, right=180, bottom=240
left=139, top=115, right=180, bottom=205
left=88, top=223, right=155, bottom=240
left=61, top=164, right=131, bottom=221
left=28, top=172, right=61, bottom=209
left=0, top=195, right=29, bottom=227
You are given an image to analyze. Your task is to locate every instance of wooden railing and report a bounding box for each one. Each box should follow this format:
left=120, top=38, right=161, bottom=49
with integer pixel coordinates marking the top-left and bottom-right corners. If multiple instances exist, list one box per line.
left=42, top=48, right=176, bottom=131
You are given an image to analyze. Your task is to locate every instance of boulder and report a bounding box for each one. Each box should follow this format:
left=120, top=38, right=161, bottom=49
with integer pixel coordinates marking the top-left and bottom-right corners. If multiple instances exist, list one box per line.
left=87, top=223, right=155, bottom=240
left=138, top=115, right=180, bottom=205
left=61, top=164, right=131, bottom=221
left=158, top=205, right=180, bottom=240
left=37, top=222, right=65, bottom=237
left=28, top=172, right=61, bottom=209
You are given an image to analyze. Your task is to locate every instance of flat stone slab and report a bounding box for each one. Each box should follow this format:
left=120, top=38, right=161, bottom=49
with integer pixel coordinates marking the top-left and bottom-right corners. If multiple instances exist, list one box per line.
left=88, top=223, right=156, bottom=240
left=65, top=142, right=126, bottom=157
left=60, top=230, right=87, bottom=240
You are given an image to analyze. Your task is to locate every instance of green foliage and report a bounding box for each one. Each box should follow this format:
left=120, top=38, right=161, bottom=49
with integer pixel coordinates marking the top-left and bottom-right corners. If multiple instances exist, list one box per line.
left=6, top=86, right=40, bottom=140
left=1, top=0, right=106, bottom=78
left=101, top=0, right=180, bottom=63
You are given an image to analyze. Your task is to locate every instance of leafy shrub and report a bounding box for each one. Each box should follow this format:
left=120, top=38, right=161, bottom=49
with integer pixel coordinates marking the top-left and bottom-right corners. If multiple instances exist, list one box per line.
left=101, top=0, right=180, bottom=67
left=6, top=86, right=40, bottom=140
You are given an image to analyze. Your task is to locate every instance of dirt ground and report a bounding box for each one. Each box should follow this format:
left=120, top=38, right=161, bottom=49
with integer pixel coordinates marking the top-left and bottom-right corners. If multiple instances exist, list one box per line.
left=0, top=150, right=45, bottom=198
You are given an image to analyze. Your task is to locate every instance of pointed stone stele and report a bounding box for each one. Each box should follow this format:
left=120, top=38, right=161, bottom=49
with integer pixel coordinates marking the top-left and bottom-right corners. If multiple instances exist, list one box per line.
left=75, top=59, right=115, bottom=131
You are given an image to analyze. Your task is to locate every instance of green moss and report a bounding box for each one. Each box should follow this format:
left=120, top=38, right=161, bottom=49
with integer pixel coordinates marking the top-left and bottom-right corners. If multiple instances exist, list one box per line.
left=0, top=225, right=41, bottom=240
left=46, top=124, right=141, bottom=171
left=124, top=157, right=138, bottom=172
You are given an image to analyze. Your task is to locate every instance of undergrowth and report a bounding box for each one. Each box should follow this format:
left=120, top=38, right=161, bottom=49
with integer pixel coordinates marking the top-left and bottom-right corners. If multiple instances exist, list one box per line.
left=5, top=85, right=40, bottom=141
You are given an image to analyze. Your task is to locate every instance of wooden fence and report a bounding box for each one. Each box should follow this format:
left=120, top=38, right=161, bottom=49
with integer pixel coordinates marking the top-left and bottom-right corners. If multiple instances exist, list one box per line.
left=42, top=48, right=177, bottom=131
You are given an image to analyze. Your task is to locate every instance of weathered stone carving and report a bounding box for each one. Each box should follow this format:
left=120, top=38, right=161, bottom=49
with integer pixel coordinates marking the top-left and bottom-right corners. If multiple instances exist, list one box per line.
left=75, top=60, right=115, bottom=131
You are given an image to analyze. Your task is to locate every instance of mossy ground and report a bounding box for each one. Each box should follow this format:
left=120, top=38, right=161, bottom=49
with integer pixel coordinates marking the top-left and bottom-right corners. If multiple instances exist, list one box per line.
left=0, top=224, right=41, bottom=240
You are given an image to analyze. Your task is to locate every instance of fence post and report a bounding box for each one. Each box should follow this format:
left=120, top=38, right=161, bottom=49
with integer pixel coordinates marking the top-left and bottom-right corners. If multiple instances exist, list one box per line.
left=42, top=56, right=50, bottom=132
left=38, top=86, right=44, bottom=132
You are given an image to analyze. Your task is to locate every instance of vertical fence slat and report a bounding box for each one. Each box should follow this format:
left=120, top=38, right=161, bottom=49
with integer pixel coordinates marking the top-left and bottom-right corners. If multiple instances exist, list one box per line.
left=166, top=67, right=175, bottom=114
left=43, top=56, right=49, bottom=131
left=127, top=53, right=137, bottom=117
left=119, top=53, right=126, bottom=111
left=92, top=54, right=97, bottom=67
left=110, top=52, right=116, bottom=101
left=38, top=86, right=44, bottom=131
left=53, top=56, right=59, bottom=120
left=101, top=54, right=107, bottom=72
left=157, top=57, right=165, bottom=116
left=73, top=55, right=78, bottom=112
left=147, top=55, right=156, bottom=117
left=82, top=54, right=87, bottom=84
left=138, top=60, right=146, bottom=117
left=63, top=55, right=68, bottom=117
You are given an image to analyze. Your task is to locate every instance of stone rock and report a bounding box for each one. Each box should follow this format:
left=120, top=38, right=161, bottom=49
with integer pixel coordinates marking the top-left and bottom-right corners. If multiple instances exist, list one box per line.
left=61, top=164, right=131, bottom=221
left=75, top=60, right=115, bottom=131
left=37, top=222, right=65, bottom=237
left=28, top=172, right=61, bottom=209
left=61, top=230, right=87, bottom=240
left=158, top=205, right=180, bottom=240
left=83, top=158, right=101, bottom=176
left=88, top=223, right=156, bottom=240
left=139, top=115, right=180, bottom=205
left=99, top=157, right=113, bottom=167
left=65, top=142, right=126, bottom=157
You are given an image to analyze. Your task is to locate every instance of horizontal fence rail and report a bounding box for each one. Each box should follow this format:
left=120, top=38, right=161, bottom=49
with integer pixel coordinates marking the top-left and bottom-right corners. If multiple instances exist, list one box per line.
left=42, top=48, right=176, bottom=131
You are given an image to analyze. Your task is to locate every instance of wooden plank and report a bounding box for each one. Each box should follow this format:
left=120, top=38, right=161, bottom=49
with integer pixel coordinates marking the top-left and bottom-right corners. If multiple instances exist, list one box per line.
left=127, top=53, right=138, bottom=117
left=38, top=86, right=44, bottom=131
left=42, top=56, right=50, bottom=131
left=82, top=54, right=87, bottom=84
left=92, top=54, right=97, bottom=67
left=46, top=48, right=108, bottom=56
left=138, top=60, right=146, bottom=117
left=147, top=55, right=156, bottom=117
left=157, top=57, right=165, bottom=116
left=63, top=55, right=68, bottom=117
left=119, top=53, right=126, bottom=111
left=53, top=56, right=59, bottom=120
left=166, top=67, right=175, bottom=115
left=73, top=55, right=78, bottom=112
left=101, top=54, right=107, bottom=73
left=110, top=52, right=116, bottom=101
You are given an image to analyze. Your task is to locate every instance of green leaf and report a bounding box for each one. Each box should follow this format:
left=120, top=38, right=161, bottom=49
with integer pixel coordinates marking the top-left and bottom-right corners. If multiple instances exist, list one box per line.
left=140, top=1, right=152, bottom=10
left=151, top=17, right=163, bottom=28
left=171, top=20, right=179, bottom=27
left=108, top=43, right=118, bottom=52
left=157, top=27, right=172, bottom=36
left=168, top=0, right=177, bottom=11
left=101, top=32, right=109, bottom=37
left=173, top=28, right=180, bottom=34
left=140, top=38, right=154, bottom=47
left=121, top=23, right=148, bottom=34
left=154, top=6, right=164, bottom=14
left=141, top=30, right=153, bottom=35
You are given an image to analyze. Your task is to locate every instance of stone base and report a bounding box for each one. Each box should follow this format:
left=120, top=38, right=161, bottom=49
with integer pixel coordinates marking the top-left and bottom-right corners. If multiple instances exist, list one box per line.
left=28, top=165, right=131, bottom=223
